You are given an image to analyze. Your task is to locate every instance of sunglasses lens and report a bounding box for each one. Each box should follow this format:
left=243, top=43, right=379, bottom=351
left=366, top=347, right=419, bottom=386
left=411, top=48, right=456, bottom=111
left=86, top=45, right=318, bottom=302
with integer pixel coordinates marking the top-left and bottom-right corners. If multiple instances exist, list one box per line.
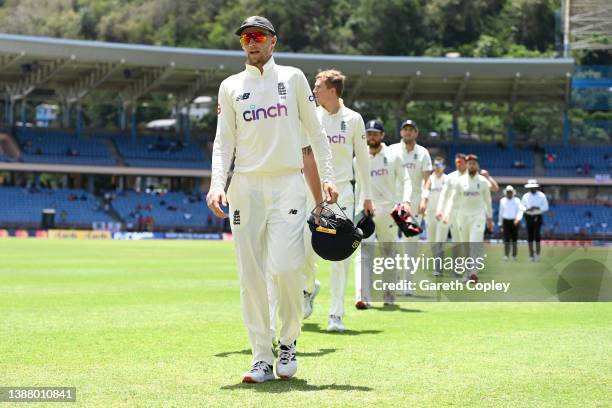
left=240, top=32, right=267, bottom=46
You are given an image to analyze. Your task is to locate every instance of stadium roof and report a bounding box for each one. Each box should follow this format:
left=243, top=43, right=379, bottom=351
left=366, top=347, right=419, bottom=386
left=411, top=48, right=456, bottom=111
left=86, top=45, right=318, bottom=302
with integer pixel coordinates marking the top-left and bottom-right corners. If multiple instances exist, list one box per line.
left=0, top=34, right=574, bottom=106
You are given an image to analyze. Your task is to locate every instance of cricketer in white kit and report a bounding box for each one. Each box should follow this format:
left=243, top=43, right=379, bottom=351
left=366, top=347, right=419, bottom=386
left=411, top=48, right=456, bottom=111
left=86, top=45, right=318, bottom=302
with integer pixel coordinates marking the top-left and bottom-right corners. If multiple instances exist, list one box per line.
left=207, top=16, right=337, bottom=383
left=301, top=69, right=374, bottom=333
left=443, top=154, right=494, bottom=281
left=354, top=120, right=412, bottom=307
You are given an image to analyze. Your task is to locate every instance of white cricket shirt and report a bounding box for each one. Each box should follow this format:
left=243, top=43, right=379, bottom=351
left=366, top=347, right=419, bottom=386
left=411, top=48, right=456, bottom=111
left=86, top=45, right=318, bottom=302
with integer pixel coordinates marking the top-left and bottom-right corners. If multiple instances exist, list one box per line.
left=211, top=57, right=333, bottom=191
left=317, top=101, right=372, bottom=199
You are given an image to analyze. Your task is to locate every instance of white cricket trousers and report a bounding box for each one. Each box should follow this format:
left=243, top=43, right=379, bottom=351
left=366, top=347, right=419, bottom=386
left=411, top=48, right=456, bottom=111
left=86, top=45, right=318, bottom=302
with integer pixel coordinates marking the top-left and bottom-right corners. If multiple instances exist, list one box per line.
left=354, top=202, right=397, bottom=302
left=402, top=192, right=423, bottom=282
left=425, top=212, right=450, bottom=243
left=302, top=182, right=354, bottom=317
left=227, top=172, right=306, bottom=365
left=456, top=212, right=486, bottom=276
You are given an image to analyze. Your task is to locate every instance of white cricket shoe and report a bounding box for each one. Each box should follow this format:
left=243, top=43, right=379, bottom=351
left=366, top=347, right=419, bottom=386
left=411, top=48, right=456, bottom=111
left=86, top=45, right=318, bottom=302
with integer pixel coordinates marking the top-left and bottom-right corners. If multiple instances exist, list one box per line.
left=327, top=315, right=345, bottom=332
left=503, top=256, right=509, bottom=262
left=303, top=280, right=321, bottom=320
left=433, top=270, right=443, bottom=277
left=276, top=342, right=297, bottom=379
left=242, top=361, right=274, bottom=383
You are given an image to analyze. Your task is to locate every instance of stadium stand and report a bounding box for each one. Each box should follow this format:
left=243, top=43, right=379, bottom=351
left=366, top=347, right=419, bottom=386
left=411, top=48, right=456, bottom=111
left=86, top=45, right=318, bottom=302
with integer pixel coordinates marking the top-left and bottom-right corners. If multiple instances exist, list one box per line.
left=491, top=199, right=610, bottom=238
left=543, top=145, right=612, bottom=177
left=110, top=190, right=216, bottom=231
left=16, top=128, right=117, bottom=166
left=435, top=143, right=536, bottom=177
left=0, top=186, right=115, bottom=228
left=105, top=134, right=210, bottom=169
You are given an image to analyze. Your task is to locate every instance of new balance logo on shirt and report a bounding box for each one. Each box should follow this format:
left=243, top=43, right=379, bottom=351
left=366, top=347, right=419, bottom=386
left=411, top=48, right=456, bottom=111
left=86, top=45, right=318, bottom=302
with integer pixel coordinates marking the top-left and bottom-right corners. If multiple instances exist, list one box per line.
left=236, top=92, right=250, bottom=101
left=288, top=209, right=298, bottom=215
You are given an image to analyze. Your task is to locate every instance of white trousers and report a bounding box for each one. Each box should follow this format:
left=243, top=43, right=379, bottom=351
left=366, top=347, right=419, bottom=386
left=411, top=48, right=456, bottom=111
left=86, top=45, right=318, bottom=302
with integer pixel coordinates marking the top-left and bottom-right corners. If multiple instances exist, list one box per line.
left=456, top=212, right=486, bottom=276
left=354, top=202, right=398, bottom=302
left=425, top=212, right=450, bottom=243
left=227, top=173, right=306, bottom=365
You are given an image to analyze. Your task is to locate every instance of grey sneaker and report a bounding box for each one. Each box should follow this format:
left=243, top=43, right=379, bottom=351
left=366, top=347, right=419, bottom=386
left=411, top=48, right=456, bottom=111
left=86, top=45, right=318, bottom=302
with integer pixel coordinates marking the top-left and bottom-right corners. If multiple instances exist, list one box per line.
left=276, top=341, right=297, bottom=379
left=242, top=361, right=274, bottom=383
left=303, top=280, right=320, bottom=320
left=327, top=315, right=345, bottom=332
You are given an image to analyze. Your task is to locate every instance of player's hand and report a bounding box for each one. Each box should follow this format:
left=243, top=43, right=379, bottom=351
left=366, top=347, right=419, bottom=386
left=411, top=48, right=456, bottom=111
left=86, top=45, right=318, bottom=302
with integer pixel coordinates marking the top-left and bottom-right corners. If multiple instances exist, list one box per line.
left=322, top=182, right=338, bottom=203
left=436, top=212, right=443, bottom=222
left=442, top=214, right=449, bottom=224
left=513, top=219, right=520, bottom=226
left=401, top=201, right=412, bottom=214
left=486, top=218, right=494, bottom=232
left=363, top=199, right=376, bottom=217
left=206, top=189, right=228, bottom=218
left=480, top=169, right=490, bottom=178
left=500, top=225, right=504, bottom=233
left=418, top=200, right=427, bottom=215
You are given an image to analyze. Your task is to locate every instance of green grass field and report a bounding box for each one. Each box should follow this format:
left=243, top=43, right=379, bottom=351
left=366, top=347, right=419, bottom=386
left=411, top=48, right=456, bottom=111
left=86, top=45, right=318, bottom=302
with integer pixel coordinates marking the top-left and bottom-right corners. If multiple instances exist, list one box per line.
left=1, top=239, right=610, bottom=407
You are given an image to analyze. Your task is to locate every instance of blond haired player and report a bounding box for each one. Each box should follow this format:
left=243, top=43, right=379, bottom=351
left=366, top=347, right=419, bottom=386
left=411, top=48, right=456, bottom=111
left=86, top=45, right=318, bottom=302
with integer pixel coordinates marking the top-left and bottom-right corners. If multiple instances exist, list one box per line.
left=302, top=69, right=374, bottom=333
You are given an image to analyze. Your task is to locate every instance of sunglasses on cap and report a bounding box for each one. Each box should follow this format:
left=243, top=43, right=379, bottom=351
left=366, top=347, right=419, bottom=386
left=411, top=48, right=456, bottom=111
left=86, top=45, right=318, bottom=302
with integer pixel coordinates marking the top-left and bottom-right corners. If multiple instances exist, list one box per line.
left=434, top=162, right=445, bottom=167
left=240, top=31, right=268, bottom=46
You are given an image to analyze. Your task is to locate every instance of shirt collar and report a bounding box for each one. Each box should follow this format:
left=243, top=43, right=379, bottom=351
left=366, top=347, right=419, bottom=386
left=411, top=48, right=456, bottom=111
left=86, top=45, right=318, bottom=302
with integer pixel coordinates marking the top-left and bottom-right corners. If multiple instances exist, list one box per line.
left=245, top=56, right=276, bottom=77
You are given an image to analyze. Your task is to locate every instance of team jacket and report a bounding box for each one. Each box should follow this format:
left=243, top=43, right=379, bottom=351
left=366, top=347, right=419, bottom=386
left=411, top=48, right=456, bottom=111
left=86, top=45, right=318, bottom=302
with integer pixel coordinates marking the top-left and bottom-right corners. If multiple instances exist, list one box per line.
left=210, top=57, right=333, bottom=191
left=317, top=101, right=372, bottom=199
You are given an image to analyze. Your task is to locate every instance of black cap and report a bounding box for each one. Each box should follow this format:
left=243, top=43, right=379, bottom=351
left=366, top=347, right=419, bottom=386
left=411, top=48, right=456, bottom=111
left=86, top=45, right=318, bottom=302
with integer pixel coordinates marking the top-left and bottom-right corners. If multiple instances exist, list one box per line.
left=235, top=16, right=276, bottom=36
left=400, top=119, right=418, bottom=130
left=355, top=210, right=375, bottom=239
left=365, top=119, right=384, bottom=133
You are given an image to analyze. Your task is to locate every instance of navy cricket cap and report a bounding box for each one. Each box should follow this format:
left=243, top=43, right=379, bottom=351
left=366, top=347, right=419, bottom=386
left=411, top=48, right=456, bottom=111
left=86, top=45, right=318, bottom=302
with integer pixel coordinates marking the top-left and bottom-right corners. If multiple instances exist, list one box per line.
left=365, top=119, right=384, bottom=133
left=401, top=119, right=418, bottom=130
left=235, top=16, right=276, bottom=36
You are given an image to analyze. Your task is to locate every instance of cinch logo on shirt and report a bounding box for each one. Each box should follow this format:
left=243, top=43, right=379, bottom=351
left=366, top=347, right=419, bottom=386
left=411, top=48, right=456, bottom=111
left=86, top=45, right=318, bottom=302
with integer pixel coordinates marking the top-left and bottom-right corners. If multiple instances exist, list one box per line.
left=463, top=191, right=481, bottom=197
left=327, top=134, right=346, bottom=144
left=243, top=104, right=288, bottom=122
left=371, top=168, right=389, bottom=177
left=403, top=163, right=417, bottom=170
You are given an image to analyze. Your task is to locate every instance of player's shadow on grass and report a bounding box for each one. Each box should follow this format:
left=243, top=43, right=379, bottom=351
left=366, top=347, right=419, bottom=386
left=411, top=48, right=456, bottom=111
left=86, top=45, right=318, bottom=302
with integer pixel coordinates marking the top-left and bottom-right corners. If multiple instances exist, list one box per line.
left=215, top=348, right=337, bottom=358
left=301, top=322, right=382, bottom=335
left=221, top=378, right=372, bottom=393
left=370, top=304, right=423, bottom=313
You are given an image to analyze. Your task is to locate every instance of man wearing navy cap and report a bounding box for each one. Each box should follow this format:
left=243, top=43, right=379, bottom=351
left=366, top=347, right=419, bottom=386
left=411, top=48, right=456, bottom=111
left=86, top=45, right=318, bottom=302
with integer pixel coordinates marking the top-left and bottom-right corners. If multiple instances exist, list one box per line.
left=354, top=120, right=412, bottom=307
left=391, top=119, right=432, bottom=294
left=207, top=15, right=338, bottom=383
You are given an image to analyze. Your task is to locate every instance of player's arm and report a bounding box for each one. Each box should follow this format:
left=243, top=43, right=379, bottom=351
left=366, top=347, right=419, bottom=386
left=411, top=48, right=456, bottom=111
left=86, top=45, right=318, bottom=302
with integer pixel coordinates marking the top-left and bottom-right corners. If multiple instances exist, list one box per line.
left=352, top=117, right=375, bottom=215
left=540, top=193, right=549, bottom=213
left=442, top=182, right=458, bottom=224
left=302, top=145, right=323, bottom=204
left=395, top=155, right=412, bottom=213
left=480, top=169, right=499, bottom=192
left=498, top=198, right=504, bottom=227
left=207, top=81, right=236, bottom=218
left=436, top=177, right=451, bottom=220
left=515, top=197, right=525, bottom=225
left=296, top=71, right=337, bottom=203
left=483, top=180, right=494, bottom=231
left=420, top=176, right=432, bottom=215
